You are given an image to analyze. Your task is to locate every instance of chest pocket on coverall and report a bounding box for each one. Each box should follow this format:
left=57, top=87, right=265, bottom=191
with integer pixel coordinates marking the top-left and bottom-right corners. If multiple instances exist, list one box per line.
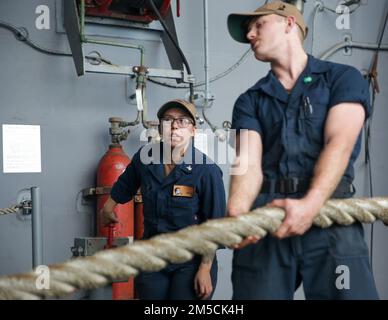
left=169, top=188, right=200, bottom=229
left=298, top=88, right=330, bottom=146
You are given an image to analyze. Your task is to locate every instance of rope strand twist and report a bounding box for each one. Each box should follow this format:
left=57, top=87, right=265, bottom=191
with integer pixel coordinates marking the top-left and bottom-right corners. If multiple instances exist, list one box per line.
left=0, top=205, right=20, bottom=216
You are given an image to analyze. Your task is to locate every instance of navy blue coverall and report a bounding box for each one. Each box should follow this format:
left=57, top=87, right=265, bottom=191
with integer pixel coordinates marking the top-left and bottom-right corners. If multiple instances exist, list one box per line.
left=111, top=142, right=226, bottom=300
left=231, top=55, right=379, bottom=299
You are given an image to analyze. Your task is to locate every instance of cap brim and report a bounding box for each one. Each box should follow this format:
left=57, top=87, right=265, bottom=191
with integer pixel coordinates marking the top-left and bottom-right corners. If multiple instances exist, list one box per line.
left=227, top=11, right=274, bottom=43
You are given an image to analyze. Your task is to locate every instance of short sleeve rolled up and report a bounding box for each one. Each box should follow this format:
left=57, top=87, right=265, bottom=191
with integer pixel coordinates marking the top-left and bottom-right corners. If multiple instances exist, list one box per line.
left=329, top=66, right=371, bottom=119
left=231, top=92, right=263, bottom=135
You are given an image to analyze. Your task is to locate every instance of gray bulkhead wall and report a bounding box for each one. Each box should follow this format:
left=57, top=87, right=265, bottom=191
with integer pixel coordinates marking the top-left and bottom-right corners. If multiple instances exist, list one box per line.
left=0, top=0, right=387, bottom=299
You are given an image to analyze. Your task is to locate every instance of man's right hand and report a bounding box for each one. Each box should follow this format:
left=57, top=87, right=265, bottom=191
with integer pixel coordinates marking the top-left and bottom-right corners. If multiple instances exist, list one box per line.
left=102, top=209, right=119, bottom=226
left=228, top=206, right=261, bottom=249
left=227, top=130, right=263, bottom=250
left=233, top=235, right=260, bottom=249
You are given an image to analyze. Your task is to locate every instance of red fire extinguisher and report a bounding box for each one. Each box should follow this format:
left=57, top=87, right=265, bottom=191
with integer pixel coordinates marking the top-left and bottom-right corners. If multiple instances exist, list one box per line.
left=96, top=118, right=134, bottom=300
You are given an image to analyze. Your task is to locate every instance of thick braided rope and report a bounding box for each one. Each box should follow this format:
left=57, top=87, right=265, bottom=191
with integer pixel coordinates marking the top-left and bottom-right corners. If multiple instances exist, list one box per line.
left=0, top=197, right=387, bottom=300
left=0, top=205, right=20, bottom=215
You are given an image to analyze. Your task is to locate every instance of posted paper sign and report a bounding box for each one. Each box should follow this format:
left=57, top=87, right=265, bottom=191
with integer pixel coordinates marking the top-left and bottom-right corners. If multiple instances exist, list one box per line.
left=2, top=124, right=41, bottom=173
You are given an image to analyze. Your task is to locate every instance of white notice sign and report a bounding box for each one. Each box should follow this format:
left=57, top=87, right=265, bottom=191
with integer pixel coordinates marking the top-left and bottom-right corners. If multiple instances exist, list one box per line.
left=2, top=124, right=41, bottom=173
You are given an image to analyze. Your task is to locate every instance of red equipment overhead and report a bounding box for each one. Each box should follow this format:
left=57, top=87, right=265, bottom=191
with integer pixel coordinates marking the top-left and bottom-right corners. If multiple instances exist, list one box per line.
left=82, top=0, right=172, bottom=24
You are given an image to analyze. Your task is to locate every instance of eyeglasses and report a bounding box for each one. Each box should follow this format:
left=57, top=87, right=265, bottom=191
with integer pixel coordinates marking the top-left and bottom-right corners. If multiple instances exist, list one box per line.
left=160, top=117, right=194, bottom=128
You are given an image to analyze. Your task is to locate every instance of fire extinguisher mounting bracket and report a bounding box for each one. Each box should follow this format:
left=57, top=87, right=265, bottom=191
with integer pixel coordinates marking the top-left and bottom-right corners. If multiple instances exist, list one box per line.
left=82, top=186, right=112, bottom=198
left=71, top=236, right=132, bottom=257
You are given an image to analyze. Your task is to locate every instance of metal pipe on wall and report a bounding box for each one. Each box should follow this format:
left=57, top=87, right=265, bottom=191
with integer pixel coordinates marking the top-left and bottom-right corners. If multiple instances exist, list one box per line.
left=203, top=0, right=210, bottom=107
left=320, top=40, right=388, bottom=60
left=201, top=0, right=214, bottom=129
left=201, top=0, right=227, bottom=141
left=31, top=187, right=43, bottom=268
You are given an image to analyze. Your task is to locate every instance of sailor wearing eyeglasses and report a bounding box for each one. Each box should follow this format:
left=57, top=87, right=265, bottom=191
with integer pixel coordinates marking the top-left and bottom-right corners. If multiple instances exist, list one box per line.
left=101, top=99, right=226, bottom=300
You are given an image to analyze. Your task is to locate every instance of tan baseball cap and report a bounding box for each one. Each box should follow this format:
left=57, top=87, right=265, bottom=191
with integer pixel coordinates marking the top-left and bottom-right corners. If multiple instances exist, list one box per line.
left=227, top=1, right=308, bottom=43
left=157, top=99, right=197, bottom=125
